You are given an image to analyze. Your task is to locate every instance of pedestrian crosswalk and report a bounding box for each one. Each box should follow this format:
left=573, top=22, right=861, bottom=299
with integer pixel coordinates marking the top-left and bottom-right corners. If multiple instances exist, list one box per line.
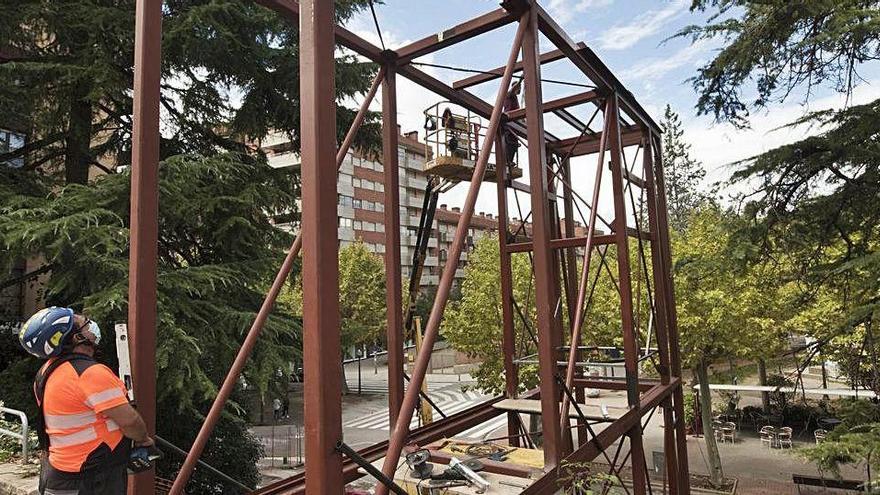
left=342, top=388, right=513, bottom=440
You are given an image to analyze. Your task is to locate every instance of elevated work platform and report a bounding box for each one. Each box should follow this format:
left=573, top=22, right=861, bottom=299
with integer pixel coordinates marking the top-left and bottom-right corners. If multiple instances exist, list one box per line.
left=425, top=156, right=523, bottom=182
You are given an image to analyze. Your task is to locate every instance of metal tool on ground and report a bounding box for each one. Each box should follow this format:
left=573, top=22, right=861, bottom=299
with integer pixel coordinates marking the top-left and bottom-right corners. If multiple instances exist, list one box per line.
left=449, top=456, right=491, bottom=493
left=335, top=441, right=409, bottom=495
left=405, top=448, right=434, bottom=479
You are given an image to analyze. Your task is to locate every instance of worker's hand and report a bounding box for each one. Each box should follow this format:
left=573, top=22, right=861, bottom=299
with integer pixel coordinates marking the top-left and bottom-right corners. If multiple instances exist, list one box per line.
left=134, top=436, right=155, bottom=448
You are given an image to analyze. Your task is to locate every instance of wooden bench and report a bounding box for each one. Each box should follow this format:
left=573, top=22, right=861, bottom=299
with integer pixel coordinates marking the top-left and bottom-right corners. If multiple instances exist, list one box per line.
left=792, top=474, right=865, bottom=493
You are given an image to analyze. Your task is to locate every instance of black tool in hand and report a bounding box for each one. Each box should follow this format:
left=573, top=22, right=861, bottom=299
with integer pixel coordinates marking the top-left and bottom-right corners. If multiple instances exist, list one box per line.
left=128, top=444, right=163, bottom=473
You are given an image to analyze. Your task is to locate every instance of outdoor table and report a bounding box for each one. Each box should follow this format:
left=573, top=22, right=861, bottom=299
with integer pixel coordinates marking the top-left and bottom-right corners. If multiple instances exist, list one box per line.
left=819, top=417, right=842, bottom=430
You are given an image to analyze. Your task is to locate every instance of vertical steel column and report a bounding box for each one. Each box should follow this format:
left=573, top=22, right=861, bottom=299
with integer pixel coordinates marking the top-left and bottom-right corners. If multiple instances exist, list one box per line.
left=382, top=59, right=405, bottom=429
left=300, top=0, right=343, bottom=492
left=560, top=101, right=612, bottom=423
left=521, top=5, right=563, bottom=467
left=651, top=132, right=692, bottom=495
left=642, top=135, right=680, bottom=494
left=167, top=68, right=385, bottom=494
left=560, top=157, right=586, bottom=447
left=495, top=133, right=520, bottom=447
left=374, top=16, right=529, bottom=494
left=127, top=1, right=161, bottom=493
left=607, top=95, right=648, bottom=494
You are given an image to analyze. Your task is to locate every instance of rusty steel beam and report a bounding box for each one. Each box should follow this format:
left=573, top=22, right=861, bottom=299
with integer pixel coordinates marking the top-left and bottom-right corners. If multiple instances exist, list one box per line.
left=396, top=8, right=516, bottom=64
left=128, top=0, right=162, bottom=492
left=506, top=89, right=601, bottom=121
left=559, top=155, right=587, bottom=447
left=374, top=15, right=530, bottom=495
left=254, top=394, right=521, bottom=495
left=166, top=66, right=385, bottom=494
left=255, top=0, right=562, bottom=146
left=559, top=99, right=611, bottom=426
left=382, top=60, right=405, bottom=428
left=520, top=4, right=564, bottom=467
left=650, top=131, right=692, bottom=495
left=299, top=1, right=343, bottom=493
left=499, top=0, right=660, bottom=134
left=608, top=94, right=648, bottom=494
left=506, top=233, right=618, bottom=253
left=551, top=124, right=641, bottom=156
left=255, top=0, right=384, bottom=63
left=495, top=134, right=520, bottom=446
left=555, top=107, right=592, bottom=134
left=522, top=381, right=678, bottom=494
left=573, top=377, right=657, bottom=392
left=642, top=132, right=680, bottom=494
left=452, top=44, right=584, bottom=89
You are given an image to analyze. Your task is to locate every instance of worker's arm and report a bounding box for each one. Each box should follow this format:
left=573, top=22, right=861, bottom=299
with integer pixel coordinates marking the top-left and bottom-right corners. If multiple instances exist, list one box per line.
left=102, top=403, right=153, bottom=446
left=79, top=363, right=154, bottom=447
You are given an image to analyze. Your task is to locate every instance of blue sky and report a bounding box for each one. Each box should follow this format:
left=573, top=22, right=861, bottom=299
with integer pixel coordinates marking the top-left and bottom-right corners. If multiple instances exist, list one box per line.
left=341, top=0, right=880, bottom=216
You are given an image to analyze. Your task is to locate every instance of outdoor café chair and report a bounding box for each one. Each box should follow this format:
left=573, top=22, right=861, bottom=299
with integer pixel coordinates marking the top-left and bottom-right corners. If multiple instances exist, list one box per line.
left=760, top=425, right=776, bottom=449
left=712, top=420, right=724, bottom=442
left=721, top=422, right=736, bottom=443
left=778, top=427, right=793, bottom=449
left=814, top=429, right=828, bottom=444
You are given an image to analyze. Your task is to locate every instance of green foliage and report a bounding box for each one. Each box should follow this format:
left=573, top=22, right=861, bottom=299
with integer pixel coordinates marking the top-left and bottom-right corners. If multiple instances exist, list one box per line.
left=0, top=154, right=297, bottom=492
left=443, top=235, right=539, bottom=394
left=0, top=0, right=380, bottom=183
left=801, top=402, right=880, bottom=489
left=731, top=98, right=880, bottom=392
left=674, top=207, right=790, bottom=369
left=285, top=240, right=386, bottom=351
left=678, top=0, right=880, bottom=127
left=557, top=462, right=622, bottom=494
left=660, top=104, right=710, bottom=231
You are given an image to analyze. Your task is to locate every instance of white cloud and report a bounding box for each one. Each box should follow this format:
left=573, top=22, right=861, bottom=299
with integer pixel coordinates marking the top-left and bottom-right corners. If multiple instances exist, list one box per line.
left=683, top=83, right=880, bottom=187
left=597, top=0, right=688, bottom=50
left=547, top=0, right=614, bottom=26
left=624, top=38, right=715, bottom=82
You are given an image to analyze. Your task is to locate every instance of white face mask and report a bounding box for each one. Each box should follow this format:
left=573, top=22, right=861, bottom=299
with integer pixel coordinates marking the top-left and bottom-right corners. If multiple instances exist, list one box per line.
left=87, top=320, right=101, bottom=345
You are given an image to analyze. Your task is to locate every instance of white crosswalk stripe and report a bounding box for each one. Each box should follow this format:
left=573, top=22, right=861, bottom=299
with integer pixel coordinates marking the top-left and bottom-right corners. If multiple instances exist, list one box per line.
left=343, top=388, right=501, bottom=439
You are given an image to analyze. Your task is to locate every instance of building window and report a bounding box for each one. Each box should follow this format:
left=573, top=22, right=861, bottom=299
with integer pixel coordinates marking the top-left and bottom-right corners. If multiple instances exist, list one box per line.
left=0, top=129, right=26, bottom=168
left=339, top=217, right=353, bottom=228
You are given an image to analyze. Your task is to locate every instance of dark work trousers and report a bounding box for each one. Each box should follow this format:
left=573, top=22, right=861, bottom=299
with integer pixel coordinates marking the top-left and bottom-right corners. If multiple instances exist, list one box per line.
left=40, top=458, right=128, bottom=495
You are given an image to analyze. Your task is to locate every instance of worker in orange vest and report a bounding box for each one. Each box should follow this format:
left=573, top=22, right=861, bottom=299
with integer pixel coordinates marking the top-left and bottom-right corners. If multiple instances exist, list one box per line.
left=19, top=307, right=153, bottom=494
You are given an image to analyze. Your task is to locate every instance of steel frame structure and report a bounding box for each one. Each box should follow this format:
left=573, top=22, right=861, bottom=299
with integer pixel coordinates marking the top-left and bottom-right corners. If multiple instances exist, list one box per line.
left=128, top=0, right=690, bottom=493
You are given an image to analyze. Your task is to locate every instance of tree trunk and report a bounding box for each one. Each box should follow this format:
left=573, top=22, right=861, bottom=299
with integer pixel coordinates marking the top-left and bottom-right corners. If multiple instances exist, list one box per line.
left=530, top=413, right=542, bottom=447
left=341, top=360, right=350, bottom=395
left=64, top=82, right=93, bottom=184
left=758, top=358, right=770, bottom=413
left=695, top=360, right=724, bottom=488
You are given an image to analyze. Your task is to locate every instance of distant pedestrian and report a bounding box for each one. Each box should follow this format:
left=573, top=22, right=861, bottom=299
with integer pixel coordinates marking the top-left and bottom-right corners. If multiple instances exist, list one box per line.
left=273, top=398, right=282, bottom=421
left=282, top=397, right=290, bottom=419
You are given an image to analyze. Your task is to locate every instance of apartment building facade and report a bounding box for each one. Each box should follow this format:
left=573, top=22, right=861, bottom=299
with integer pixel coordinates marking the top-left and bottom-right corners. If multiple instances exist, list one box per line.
left=261, top=129, right=503, bottom=289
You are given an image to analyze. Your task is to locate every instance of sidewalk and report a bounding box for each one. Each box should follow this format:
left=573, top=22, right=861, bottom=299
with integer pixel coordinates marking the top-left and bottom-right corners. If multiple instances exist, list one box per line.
left=0, top=463, right=37, bottom=495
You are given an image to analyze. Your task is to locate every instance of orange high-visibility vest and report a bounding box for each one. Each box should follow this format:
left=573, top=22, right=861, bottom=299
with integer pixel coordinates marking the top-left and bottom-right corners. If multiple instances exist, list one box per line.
left=35, top=354, right=130, bottom=472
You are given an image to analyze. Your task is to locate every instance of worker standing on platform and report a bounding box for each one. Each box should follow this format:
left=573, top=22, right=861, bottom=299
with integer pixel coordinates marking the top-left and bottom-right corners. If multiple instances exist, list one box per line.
left=502, top=80, right=522, bottom=167
left=19, top=307, right=153, bottom=495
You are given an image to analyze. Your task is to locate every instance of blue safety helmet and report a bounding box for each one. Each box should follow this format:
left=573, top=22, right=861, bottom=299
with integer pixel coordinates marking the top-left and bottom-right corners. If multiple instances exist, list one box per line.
left=18, top=307, right=78, bottom=359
